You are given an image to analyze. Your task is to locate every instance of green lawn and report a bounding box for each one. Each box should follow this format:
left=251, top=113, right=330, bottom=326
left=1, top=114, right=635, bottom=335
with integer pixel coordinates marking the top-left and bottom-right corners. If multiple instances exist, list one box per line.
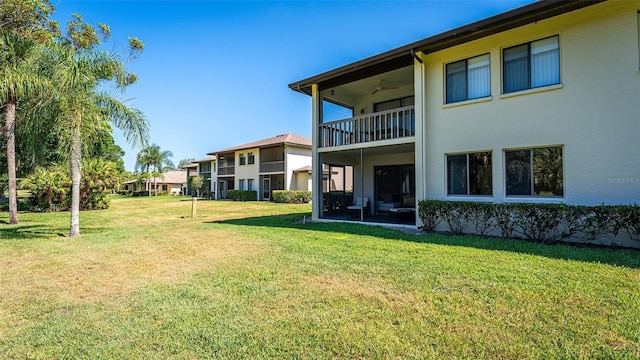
left=0, top=196, right=638, bottom=359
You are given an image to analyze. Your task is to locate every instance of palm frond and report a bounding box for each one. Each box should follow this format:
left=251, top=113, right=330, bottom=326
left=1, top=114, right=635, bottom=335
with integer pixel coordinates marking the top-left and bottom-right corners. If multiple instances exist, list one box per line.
left=94, top=92, right=149, bottom=149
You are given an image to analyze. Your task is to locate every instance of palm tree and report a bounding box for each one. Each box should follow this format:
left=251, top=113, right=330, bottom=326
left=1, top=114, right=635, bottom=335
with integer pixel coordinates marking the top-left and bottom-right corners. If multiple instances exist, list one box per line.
left=0, top=32, right=51, bottom=224
left=0, top=0, right=57, bottom=223
left=137, top=144, right=173, bottom=196
left=54, top=15, right=148, bottom=237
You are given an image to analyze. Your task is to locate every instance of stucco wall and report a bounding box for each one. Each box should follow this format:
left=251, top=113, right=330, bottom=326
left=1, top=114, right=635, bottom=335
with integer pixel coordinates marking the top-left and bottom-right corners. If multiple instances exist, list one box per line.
left=285, top=146, right=312, bottom=190
left=421, top=1, right=640, bottom=206
left=293, top=172, right=311, bottom=191
left=235, top=147, right=259, bottom=190
left=210, top=160, right=217, bottom=198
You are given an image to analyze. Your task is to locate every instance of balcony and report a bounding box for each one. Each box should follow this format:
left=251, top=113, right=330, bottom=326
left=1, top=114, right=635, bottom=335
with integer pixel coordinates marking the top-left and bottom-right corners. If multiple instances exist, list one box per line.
left=319, top=106, right=415, bottom=148
left=218, top=166, right=235, bottom=176
left=260, top=161, right=284, bottom=173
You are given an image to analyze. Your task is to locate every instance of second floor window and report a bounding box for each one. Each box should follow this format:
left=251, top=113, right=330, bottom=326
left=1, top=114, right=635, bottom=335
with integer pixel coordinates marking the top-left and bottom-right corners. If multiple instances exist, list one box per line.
left=239, top=154, right=246, bottom=166
left=503, top=36, right=560, bottom=93
left=446, top=54, right=490, bottom=104
left=199, top=162, right=211, bottom=173
left=248, top=152, right=255, bottom=165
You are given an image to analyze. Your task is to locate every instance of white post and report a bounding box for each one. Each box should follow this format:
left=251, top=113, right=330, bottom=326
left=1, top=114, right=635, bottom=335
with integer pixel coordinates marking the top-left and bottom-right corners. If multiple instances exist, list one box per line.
left=414, top=51, right=426, bottom=228
left=311, top=84, right=323, bottom=221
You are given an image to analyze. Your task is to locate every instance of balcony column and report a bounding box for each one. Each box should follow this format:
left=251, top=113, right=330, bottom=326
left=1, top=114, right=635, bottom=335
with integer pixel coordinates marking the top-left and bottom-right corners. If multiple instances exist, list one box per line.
left=414, top=51, right=426, bottom=228
left=311, top=84, right=323, bottom=221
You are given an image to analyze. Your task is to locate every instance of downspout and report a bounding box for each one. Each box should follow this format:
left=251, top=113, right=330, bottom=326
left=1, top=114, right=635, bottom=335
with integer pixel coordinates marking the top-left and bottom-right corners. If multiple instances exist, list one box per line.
left=360, top=147, right=364, bottom=222
left=414, top=50, right=426, bottom=227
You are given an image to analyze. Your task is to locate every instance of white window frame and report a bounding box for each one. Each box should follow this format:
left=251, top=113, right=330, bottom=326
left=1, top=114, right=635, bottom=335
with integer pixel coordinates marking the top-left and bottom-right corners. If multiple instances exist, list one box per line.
left=445, top=53, right=491, bottom=104
left=504, top=145, right=564, bottom=198
left=502, top=35, right=560, bottom=94
left=446, top=151, right=493, bottom=196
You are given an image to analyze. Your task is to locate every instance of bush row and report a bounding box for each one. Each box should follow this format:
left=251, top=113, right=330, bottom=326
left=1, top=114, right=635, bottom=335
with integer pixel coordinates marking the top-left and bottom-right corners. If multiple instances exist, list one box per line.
left=131, top=191, right=150, bottom=197
left=227, top=190, right=257, bottom=201
left=272, top=190, right=311, bottom=204
left=418, top=200, right=640, bottom=247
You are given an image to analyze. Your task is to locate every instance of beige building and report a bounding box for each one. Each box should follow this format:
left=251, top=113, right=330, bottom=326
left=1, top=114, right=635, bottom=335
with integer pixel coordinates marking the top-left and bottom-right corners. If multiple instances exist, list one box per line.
left=123, top=170, right=187, bottom=195
left=207, top=134, right=312, bottom=200
left=289, top=0, right=640, bottom=226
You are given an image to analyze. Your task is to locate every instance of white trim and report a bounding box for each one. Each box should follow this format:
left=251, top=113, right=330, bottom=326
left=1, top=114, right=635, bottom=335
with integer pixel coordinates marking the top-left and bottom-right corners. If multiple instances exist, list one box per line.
left=499, top=83, right=563, bottom=99
left=443, top=96, right=492, bottom=109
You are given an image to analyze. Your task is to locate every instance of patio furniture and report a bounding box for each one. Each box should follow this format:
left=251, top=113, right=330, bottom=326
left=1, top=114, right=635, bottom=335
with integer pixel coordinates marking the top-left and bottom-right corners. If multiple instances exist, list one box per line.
left=347, top=197, right=370, bottom=218
left=388, top=207, right=415, bottom=222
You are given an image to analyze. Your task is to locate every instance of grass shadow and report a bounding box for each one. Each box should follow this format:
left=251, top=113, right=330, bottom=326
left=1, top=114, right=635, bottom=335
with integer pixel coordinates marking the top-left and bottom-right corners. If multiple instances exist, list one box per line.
left=210, top=212, right=640, bottom=270
left=0, top=223, right=63, bottom=240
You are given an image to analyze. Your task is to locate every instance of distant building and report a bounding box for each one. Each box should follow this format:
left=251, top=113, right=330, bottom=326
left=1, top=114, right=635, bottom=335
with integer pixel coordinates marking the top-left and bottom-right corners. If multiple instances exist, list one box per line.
left=123, top=170, right=187, bottom=195
left=206, top=133, right=312, bottom=200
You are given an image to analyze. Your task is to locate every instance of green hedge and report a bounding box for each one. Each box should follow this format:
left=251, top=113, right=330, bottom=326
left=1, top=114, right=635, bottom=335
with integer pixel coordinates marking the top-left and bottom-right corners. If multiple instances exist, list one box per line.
left=131, top=191, right=149, bottom=197
left=272, top=190, right=311, bottom=204
left=227, top=190, right=257, bottom=201
left=418, top=200, right=640, bottom=247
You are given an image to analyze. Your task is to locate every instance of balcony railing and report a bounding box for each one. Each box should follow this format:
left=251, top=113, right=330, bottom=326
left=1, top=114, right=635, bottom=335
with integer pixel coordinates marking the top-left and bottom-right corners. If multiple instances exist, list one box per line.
left=218, top=166, right=235, bottom=175
left=260, top=161, right=284, bottom=173
left=319, top=106, right=415, bottom=148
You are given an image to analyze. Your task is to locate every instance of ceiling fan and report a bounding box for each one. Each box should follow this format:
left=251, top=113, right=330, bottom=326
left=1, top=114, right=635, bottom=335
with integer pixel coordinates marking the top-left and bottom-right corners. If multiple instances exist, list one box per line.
left=371, top=79, right=399, bottom=95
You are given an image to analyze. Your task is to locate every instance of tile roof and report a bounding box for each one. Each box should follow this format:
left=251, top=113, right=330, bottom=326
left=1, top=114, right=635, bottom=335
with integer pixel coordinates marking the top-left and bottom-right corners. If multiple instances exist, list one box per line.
left=207, top=133, right=311, bottom=155
left=124, top=170, right=187, bottom=185
left=293, top=165, right=312, bottom=173
left=193, top=155, right=216, bottom=163
left=154, top=170, right=187, bottom=184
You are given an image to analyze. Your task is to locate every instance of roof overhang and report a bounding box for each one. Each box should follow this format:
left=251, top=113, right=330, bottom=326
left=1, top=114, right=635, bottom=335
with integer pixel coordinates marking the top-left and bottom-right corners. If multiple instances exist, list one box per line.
left=288, top=0, right=605, bottom=96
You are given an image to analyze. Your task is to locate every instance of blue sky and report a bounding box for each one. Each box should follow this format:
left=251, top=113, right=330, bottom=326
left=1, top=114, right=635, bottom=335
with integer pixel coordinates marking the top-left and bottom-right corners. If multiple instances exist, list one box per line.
left=52, top=0, right=533, bottom=171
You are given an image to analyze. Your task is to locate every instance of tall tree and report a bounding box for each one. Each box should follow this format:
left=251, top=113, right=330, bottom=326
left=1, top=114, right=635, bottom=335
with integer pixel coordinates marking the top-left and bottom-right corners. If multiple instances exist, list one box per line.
left=137, top=144, right=173, bottom=196
left=0, top=0, right=55, bottom=224
left=54, top=14, right=148, bottom=237
left=177, top=158, right=195, bottom=169
left=135, top=145, right=152, bottom=195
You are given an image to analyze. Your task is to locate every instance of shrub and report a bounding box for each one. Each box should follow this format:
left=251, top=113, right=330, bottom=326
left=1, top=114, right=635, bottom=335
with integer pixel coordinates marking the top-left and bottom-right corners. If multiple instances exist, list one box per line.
left=417, top=199, right=442, bottom=232
left=272, top=190, right=311, bottom=204
left=132, top=191, right=149, bottom=197
left=227, top=190, right=257, bottom=201
left=417, top=199, right=640, bottom=247
left=21, top=166, right=70, bottom=211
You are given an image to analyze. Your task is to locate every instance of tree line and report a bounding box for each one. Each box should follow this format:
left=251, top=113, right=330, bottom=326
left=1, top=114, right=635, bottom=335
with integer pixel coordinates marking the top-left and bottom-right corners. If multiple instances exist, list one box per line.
left=1, top=0, right=148, bottom=236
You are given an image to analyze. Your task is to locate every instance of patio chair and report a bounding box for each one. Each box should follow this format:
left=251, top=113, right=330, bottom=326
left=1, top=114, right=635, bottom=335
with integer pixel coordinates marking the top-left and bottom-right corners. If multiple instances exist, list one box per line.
left=347, top=196, right=369, bottom=218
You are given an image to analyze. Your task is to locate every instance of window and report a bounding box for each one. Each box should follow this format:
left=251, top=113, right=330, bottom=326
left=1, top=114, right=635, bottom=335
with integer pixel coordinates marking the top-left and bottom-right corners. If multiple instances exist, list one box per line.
left=248, top=179, right=254, bottom=191
left=505, top=146, right=563, bottom=197
left=373, top=96, right=414, bottom=112
left=248, top=152, right=255, bottom=165
left=503, top=36, right=560, bottom=93
left=446, top=54, right=490, bottom=103
left=447, top=152, right=492, bottom=195
left=162, top=185, right=168, bottom=191
left=239, top=179, right=245, bottom=190
left=239, top=153, right=246, bottom=166
left=199, top=162, right=211, bottom=173
left=212, top=162, right=216, bottom=172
